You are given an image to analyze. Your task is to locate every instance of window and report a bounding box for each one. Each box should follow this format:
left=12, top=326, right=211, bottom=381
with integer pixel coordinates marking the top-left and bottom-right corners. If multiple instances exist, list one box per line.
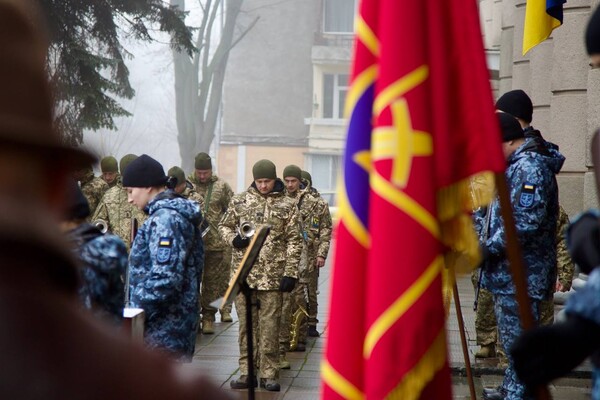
left=323, top=0, right=357, bottom=33
left=323, top=73, right=349, bottom=119
left=309, top=154, right=341, bottom=194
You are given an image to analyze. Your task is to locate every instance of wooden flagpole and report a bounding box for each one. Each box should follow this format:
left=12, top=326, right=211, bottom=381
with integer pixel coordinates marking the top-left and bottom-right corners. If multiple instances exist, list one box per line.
left=453, top=280, right=477, bottom=400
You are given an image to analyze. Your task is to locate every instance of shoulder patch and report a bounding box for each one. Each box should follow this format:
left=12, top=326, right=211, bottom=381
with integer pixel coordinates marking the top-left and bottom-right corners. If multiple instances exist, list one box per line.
left=518, top=183, right=536, bottom=208
left=157, top=237, right=172, bottom=263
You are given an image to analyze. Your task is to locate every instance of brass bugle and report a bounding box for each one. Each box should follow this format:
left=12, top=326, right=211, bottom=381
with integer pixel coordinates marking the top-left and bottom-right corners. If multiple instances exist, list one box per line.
left=93, top=219, right=108, bottom=234
left=237, top=221, right=255, bottom=238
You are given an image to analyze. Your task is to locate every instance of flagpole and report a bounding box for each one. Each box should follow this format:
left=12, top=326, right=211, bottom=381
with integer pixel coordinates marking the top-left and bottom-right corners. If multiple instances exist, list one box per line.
left=452, top=280, right=477, bottom=400
left=494, top=173, right=551, bottom=400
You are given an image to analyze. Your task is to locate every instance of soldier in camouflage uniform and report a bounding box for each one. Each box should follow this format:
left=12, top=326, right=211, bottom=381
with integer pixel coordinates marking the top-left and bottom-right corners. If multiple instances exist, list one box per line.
left=100, top=156, right=120, bottom=188
left=219, top=159, right=302, bottom=392
left=125, top=155, right=204, bottom=362
left=300, top=170, right=332, bottom=338
left=74, top=165, right=109, bottom=217
left=189, top=153, right=234, bottom=334
left=169, top=166, right=205, bottom=208
left=61, top=180, right=127, bottom=326
left=92, top=154, right=146, bottom=250
left=476, top=113, right=564, bottom=400
left=278, top=165, right=311, bottom=369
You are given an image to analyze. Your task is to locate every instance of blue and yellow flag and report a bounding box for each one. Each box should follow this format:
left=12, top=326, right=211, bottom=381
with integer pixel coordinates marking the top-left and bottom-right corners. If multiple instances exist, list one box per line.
left=523, top=0, right=566, bottom=55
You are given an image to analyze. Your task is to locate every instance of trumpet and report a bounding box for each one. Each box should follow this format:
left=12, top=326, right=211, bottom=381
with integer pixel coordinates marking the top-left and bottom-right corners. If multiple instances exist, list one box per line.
left=93, top=219, right=108, bottom=234
left=237, top=221, right=255, bottom=238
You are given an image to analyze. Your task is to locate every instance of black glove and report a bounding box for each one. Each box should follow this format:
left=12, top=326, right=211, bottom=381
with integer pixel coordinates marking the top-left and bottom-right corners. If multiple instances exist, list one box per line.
left=232, top=234, right=250, bottom=249
left=567, top=212, right=600, bottom=274
left=511, top=315, right=600, bottom=386
left=279, top=276, right=297, bottom=292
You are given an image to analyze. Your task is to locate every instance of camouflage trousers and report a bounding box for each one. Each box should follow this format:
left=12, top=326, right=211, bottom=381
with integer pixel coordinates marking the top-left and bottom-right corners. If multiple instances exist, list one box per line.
left=471, top=270, right=497, bottom=346
left=200, top=250, right=232, bottom=321
left=307, top=263, right=319, bottom=327
left=235, top=290, right=282, bottom=380
left=495, top=294, right=540, bottom=400
left=279, top=280, right=309, bottom=354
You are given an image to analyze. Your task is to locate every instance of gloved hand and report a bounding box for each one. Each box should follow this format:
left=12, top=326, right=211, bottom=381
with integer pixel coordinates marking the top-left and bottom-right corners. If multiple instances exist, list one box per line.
left=232, top=234, right=250, bottom=249
left=511, top=315, right=600, bottom=386
left=567, top=211, right=600, bottom=274
left=279, top=276, right=297, bottom=292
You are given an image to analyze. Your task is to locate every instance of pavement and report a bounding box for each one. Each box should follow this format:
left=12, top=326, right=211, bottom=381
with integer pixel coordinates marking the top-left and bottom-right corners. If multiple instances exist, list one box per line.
left=184, top=262, right=594, bottom=399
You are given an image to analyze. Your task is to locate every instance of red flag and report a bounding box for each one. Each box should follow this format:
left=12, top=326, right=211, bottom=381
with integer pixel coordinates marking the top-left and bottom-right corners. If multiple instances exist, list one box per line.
left=321, top=0, right=506, bottom=399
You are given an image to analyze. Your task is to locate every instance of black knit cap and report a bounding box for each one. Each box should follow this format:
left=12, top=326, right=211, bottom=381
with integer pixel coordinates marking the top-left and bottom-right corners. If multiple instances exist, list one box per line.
left=65, top=179, right=90, bottom=220
left=495, top=90, right=533, bottom=123
left=586, top=6, right=600, bottom=55
left=122, top=154, right=168, bottom=188
left=498, top=112, right=525, bottom=142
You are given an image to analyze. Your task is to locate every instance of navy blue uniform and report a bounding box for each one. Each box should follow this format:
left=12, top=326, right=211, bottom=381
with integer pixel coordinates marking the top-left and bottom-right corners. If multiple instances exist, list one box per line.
left=475, top=136, right=564, bottom=399
left=129, top=191, right=204, bottom=361
left=67, top=224, right=127, bottom=325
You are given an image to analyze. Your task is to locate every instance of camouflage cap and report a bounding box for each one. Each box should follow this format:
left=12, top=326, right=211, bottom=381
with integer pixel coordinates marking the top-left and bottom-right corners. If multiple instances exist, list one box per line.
left=0, top=0, right=94, bottom=167
left=195, top=152, right=212, bottom=170
left=252, top=159, right=277, bottom=180
left=301, top=170, right=312, bottom=184
left=283, top=165, right=302, bottom=180
left=101, top=156, right=118, bottom=173
left=119, top=154, right=138, bottom=175
left=168, top=166, right=186, bottom=186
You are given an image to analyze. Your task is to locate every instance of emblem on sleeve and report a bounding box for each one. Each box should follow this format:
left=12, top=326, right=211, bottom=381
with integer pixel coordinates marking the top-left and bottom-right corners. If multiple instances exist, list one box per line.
left=157, top=237, right=172, bottom=263
left=518, top=183, right=536, bottom=208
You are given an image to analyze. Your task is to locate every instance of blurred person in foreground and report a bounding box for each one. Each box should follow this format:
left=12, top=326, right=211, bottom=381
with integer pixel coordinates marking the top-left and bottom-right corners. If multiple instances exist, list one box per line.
left=511, top=6, right=600, bottom=399
left=61, top=180, right=127, bottom=325
left=0, top=0, right=229, bottom=398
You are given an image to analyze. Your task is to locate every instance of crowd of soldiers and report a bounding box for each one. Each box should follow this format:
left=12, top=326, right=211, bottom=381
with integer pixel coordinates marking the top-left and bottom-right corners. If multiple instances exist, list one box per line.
left=73, top=151, right=332, bottom=391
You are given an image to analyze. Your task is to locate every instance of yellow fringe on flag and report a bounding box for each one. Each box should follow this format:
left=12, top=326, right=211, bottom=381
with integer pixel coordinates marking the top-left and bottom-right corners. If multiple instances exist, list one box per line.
left=386, top=328, right=447, bottom=400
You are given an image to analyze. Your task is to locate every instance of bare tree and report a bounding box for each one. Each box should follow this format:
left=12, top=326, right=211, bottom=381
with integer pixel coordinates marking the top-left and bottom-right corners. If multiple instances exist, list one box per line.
left=171, top=0, right=257, bottom=172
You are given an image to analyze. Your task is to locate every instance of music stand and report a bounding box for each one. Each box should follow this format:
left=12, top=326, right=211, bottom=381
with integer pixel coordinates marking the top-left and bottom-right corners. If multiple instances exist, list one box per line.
left=221, top=225, right=270, bottom=399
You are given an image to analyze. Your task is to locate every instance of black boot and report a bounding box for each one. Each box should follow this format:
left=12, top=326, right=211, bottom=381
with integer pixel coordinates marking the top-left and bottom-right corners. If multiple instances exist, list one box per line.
left=308, top=326, right=320, bottom=337
left=230, top=375, right=258, bottom=389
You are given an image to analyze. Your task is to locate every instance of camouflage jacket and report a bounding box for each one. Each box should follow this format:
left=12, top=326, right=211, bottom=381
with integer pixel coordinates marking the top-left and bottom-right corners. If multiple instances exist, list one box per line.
left=287, top=184, right=332, bottom=260
left=219, top=179, right=302, bottom=290
left=66, top=223, right=127, bottom=325
left=181, top=181, right=205, bottom=208
left=91, top=182, right=146, bottom=250
left=190, top=175, right=233, bottom=251
left=129, top=191, right=204, bottom=358
left=80, top=169, right=109, bottom=217
left=476, top=136, right=564, bottom=300
left=556, top=205, right=575, bottom=290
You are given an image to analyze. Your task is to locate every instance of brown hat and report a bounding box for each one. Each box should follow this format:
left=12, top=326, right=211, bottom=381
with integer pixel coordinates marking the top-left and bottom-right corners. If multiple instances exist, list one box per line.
left=0, top=0, right=94, bottom=167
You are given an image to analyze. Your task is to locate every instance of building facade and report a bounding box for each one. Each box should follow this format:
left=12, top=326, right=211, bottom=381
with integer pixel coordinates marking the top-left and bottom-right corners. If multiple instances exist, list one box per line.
left=481, top=0, right=600, bottom=215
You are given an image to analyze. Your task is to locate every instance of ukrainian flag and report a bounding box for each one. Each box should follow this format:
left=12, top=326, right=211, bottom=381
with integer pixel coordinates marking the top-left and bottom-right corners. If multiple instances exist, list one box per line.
left=523, top=0, right=566, bottom=55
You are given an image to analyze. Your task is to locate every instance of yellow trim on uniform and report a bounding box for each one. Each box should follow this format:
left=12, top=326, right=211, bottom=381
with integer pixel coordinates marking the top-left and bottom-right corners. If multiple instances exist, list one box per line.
left=321, top=360, right=365, bottom=400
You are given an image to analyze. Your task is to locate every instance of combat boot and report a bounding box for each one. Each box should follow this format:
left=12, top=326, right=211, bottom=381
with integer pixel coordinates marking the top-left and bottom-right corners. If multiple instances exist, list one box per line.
left=280, top=355, right=291, bottom=369
left=201, top=320, right=214, bottom=334
left=308, top=326, right=320, bottom=337
left=291, top=341, right=306, bottom=352
left=221, top=311, right=233, bottom=322
left=230, top=375, right=257, bottom=389
left=474, top=344, right=495, bottom=358
left=482, top=386, right=506, bottom=400
left=260, top=378, right=281, bottom=392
